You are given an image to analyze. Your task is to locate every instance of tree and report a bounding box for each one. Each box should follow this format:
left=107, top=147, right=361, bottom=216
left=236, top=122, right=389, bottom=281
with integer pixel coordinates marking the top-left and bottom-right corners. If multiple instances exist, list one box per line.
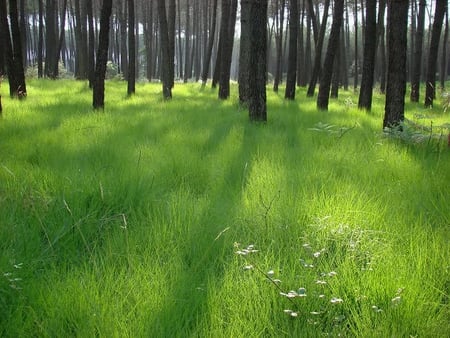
left=248, top=0, right=268, bottom=121
left=358, top=0, right=377, bottom=110
left=285, top=0, right=298, bottom=100
left=218, top=0, right=237, bottom=100
left=273, top=0, right=285, bottom=92
left=45, top=0, right=58, bottom=78
left=201, top=0, right=218, bottom=86
left=424, top=0, right=447, bottom=108
left=93, top=0, right=113, bottom=109
left=317, top=0, right=344, bottom=110
left=157, top=0, right=172, bottom=99
left=410, top=0, right=426, bottom=102
left=127, top=0, right=136, bottom=95
left=239, top=0, right=251, bottom=105
left=383, top=0, right=409, bottom=129
left=306, top=0, right=330, bottom=97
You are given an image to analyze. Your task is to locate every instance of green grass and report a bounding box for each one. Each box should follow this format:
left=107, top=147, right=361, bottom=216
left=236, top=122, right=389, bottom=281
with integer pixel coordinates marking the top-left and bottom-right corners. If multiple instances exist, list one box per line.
left=0, top=79, right=449, bottom=337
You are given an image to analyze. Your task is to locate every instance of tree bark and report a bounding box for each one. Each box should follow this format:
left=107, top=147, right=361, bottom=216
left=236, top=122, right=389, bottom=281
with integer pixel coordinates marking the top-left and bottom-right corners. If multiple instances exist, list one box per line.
left=248, top=0, right=268, bottom=122
left=127, top=0, right=135, bottom=95
left=317, top=0, right=344, bottom=110
left=273, top=0, right=285, bottom=92
left=45, top=0, right=58, bottom=78
left=93, top=0, right=113, bottom=109
left=201, top=0, right=218, bottom=86
left=306, top=0, right=330, bottom=97
left=383, top=0, right=409, bottom=129
left=424, top=0, right=447, bottom=107
left=9, top=0, right=27, bottom=97
left=285, top=0, right=298, bottom=99
left=239, top=0, right=251, bottom=104
left=410, top=0, right=426, bottom=102
left=358, top=0, right=377, bottom=110
left=157, top=0, right=172, bottom=99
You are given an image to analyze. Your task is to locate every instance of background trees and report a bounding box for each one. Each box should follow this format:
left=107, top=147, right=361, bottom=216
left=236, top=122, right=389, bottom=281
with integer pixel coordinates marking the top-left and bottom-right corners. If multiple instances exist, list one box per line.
left=0, top=0, right=448, bottom=120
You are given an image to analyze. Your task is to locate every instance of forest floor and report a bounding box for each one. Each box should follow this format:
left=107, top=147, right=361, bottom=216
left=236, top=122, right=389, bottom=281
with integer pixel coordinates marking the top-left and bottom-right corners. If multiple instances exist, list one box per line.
left=0, top=80, right=449, bottom=337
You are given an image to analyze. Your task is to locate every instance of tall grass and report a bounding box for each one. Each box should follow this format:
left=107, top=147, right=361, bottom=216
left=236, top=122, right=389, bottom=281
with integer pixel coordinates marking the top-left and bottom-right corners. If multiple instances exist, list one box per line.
left=0, top=79, right=449, bottom=336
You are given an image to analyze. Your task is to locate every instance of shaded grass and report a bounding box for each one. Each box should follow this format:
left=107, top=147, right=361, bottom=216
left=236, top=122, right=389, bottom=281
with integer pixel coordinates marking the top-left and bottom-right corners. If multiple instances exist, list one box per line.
left=0, top=79, right=449, bottom=337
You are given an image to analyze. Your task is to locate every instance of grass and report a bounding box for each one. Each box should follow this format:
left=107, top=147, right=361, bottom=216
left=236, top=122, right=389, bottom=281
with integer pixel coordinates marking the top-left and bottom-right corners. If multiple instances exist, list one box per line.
left=0, top=79, right=449, bottom=337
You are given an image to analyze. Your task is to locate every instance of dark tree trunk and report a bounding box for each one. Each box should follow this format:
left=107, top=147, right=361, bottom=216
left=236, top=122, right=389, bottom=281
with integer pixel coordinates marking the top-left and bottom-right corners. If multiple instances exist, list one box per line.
left=239, top=0, right=251, bottom=105
left=248, top=0, right=268, bottom=122
left=211, top=36, right=222, bottom=88
left=297, top=0, right=305, bottom=86
left=273, top=0, right=285, bottom=92
left=302, top=12, right=312, bottom=86
left=37, top=0, right=44, bottom=78
left=306, top=0, right=330, bottom=97
left=285, top=0, right=298, bottom=99
left=119, top=0, right=128, bottom=78
left=317, top=0, right=344, bottom=110
left=144, top=0, right=154, bottom=81
left=424, top=0, right=447, bottom=107
left=157, top=0, right=172, bottom=99
left=358, top=0, right=377, bottom=110
left=441, top=9, right=448, bottom=90
left=127, top=0, right=135, bottom=95
left=55, top=0, right=68, bottom=77
left=176, top=0, right=183, bottom=78
left=87, top=0, right=95, bottom=87
left=0, top=0, right=17, bottom=96
left=331, top=37, right=341, bottom=98
left=340, top=24, right=349, bottom=90
left=45, top=0, right=58, bottom=78
left=93, top=0, right=113, bottom=109
left=383, top=0, right=409, bottom=129
left=168, top=0, right=175, bottom=88
left=410, top=0, right=426, bottom=102
left=306, top=0, right=318, bottom=44
left=218, top=0, right=237, bottom=100
left=201, top=0, right=218, bottom=86
left=9, top=0, right=27, bottom=97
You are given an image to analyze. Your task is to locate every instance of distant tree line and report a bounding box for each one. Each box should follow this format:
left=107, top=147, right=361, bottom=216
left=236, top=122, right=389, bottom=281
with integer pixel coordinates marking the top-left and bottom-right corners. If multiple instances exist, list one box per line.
left=0, top=0, right=448, bottom=124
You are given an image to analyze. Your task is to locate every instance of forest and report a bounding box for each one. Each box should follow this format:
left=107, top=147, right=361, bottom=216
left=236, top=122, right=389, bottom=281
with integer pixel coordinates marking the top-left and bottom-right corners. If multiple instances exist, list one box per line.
left=0, top=0, right=449, bottom=336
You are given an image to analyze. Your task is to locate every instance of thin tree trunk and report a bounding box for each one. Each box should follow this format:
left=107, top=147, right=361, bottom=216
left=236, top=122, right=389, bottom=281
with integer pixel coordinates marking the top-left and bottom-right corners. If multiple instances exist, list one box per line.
left=358, top=0, right=377, bottom=110
left=306, top=0, right=330, bottom=96
left=93, top=0, right=113, bottom=109
left=317, top=0, right=344, bottom=110
left=440, top=9, right=448, bottom=90
left=410, top=0, right=425, bottom=101
left=201, top=0, right=218, bottom=86
left=425, top=0, right=447, bottom=107
left=285, top=0, right=298, bottom=99
left=127, top=0, right=135, bottom=95
left=157, top=0, right=172, bottom=99
left=273, top=0, right=285, bottom=92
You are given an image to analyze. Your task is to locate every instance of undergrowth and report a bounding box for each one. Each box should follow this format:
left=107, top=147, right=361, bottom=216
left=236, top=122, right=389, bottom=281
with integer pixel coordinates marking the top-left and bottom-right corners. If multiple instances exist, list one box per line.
left=0, top=80, right=449, bottom=337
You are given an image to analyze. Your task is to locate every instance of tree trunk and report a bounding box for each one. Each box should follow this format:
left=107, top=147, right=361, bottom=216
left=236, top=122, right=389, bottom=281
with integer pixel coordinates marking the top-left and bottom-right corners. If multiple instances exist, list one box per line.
left=183, top=0, right=191, bottom=82
left=144, top=0, right=154, bottom=81
left=306, top=0, right=330, bottom=97
left=201, top=0, right=218, bottom=86
left=317, top=0, right=344, bottom=110
left=93, top=0, right=113, bottom=109
left=218, top=0, right=237, bottom=100
left=157, top=0, right=172, bottom=99
left=410, top=0, right=426, bottom=102
left=358, top=0, right=377, bottom=110
left=0, top=0, right=17, bottom=96
left=424, top=0, right=447, bottom=107
left=45, top=0, right=58, bottom=78
left=273, top=0, right=285, bottom=92
left=127, top=0, right=135, bottom=95
left=248, top=0, right=268, bottom=122
left=239, top=0, right=251, bottom=105
left=55, top=0, right=68, bottom=77
left=168, top=0, right=175, bottom=88
left=285, top=0, right=298, bottom=99
left=297, top=0, right=305, bottom=86
left=9, top=0, right=27, bottom=97
left=87, top=0, right=95, bottom=87
left=383, top=0, right=408, bottom=129
left=440, top=9, right=448, bottom=90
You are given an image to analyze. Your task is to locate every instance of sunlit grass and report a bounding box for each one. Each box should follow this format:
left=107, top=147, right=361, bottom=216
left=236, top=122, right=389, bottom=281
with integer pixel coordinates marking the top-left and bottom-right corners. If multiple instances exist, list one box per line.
left=0, top=79, right=449, bottom=336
